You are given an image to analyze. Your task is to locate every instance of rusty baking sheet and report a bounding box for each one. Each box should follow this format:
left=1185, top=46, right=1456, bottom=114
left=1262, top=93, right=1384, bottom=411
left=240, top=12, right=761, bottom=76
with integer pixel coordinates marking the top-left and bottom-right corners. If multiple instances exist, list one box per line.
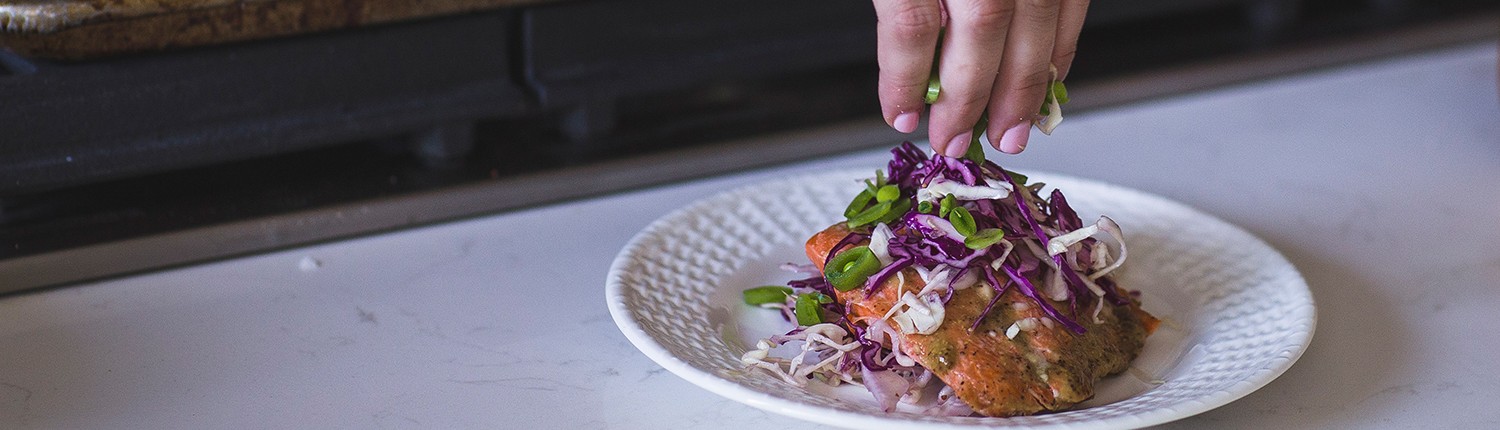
left=0, top=0, right=553, bottom=59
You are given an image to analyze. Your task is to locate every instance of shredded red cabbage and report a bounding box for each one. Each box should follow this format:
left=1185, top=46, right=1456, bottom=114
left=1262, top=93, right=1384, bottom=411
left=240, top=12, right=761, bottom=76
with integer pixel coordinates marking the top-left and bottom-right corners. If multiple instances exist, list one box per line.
left=751, top=141, right=1136, bottom=414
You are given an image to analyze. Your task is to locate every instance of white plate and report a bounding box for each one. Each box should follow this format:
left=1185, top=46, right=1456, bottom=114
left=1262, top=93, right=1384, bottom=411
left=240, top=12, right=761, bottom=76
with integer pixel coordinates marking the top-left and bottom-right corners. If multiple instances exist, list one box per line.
left=606, top=169, right=1315, bottom=429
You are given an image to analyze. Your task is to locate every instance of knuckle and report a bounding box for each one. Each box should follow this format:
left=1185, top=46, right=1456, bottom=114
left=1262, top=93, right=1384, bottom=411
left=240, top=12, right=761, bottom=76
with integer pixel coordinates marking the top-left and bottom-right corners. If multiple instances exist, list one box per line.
left=1017, top=68, right=1053, bottom=91
left=881, top=69, right=929, bottom=87
left=883, top=1, right=942, bottom=37
left=949, top=90, right=993, bottom=115
left=1053, top=47, right=1078, bottom=61
left=1022, top=0, right=1062, bottom=10
left=1051, top=48, right=1078, bottom=66
left=962, top=1, right=1016, bottom=28
left=878, top=76, right=928, bottom=106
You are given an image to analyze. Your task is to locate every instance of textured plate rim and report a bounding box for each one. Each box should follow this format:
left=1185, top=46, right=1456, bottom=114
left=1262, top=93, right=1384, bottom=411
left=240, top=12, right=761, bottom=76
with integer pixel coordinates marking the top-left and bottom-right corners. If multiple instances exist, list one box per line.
left=605, top=168, right=1316, bottom=429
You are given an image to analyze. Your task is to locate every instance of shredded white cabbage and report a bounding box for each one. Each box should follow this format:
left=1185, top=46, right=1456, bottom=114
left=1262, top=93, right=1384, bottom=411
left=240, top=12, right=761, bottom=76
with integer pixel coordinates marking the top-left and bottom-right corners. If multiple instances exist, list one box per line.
left=1043, top=268, right=1069, bottom=302
left=916, top=178, right=1012, bottom=203
left=739, top=323, right=859, bottom=386
left=1036, top=64, right=1064, bottom=135
left=887, top=291, right=946, bottom=335
left=869, top=222, right=895, bottom=265
left=1046, top=223, right=1100, bottom=256
left=986, top=239, right=1016, bottom=272
left=1045, top=215, right=1128, bottom=281
left=865, top=317, right=917, bottom=367
left=1087, top=216, right=1128, bottom=281
left=920, top=265, right=979, bottom=295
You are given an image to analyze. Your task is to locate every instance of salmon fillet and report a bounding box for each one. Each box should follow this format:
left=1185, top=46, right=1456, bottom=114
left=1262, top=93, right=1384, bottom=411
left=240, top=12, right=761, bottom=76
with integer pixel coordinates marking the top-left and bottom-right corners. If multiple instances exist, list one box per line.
left=807, top=222, right=1157, bottom=417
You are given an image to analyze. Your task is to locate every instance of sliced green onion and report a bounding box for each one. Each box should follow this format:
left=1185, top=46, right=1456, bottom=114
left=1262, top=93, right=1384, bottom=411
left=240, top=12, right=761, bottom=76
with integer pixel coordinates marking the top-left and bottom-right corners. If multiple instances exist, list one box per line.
left=794, top=293, right=827, bottom=326
left=849, top=196, right=910, bottom=228
left=925, top=28, right=946, bottom=105
left=1040, top=79, right=1069, bottom=117
left=824, top=246, right=882, bottom=292
left=964, top=135, right=986, bottom=163
left=939, top=194, right=956, bottom=217
left=949, top=206, right=977, bottom=237
left=917, top=200, right=934, bottom=214
left=877, top=198, right=911, bottom=225
left=965, top=115, right=989, bottom=162
left=847, top=201, right=892, bottom=228
left=925, top=75, right=941, bottom=104
left=875, top=184, right=900, bottom=203
left=1004, top=170, right=1029, bottom=185
left=864, top=170, right=887, bottom=194
left=742, top=285, right=793, bottom=305
left=844, top=189, right=875, bottom=219
left=963, top=228, right=1006, bottom=250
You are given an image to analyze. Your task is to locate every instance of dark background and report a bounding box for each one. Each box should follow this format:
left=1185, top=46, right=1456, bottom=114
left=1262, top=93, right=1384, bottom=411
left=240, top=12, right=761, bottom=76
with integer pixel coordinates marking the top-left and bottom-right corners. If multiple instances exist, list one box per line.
left=1, top=0, right=1496, bottom=279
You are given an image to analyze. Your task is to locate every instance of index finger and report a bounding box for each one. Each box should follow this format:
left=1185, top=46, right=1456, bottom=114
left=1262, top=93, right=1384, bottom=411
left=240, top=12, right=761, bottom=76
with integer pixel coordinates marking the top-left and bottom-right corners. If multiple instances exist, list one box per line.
left=873, top=0, right=944, bottom=134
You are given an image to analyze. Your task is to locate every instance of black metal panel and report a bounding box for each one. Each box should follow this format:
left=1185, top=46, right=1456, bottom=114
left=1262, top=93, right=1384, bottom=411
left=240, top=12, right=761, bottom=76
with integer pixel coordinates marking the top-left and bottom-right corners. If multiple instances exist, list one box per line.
left=0, top=11, right=528, bottom=195
left=521, top=0, right=877, bottom=108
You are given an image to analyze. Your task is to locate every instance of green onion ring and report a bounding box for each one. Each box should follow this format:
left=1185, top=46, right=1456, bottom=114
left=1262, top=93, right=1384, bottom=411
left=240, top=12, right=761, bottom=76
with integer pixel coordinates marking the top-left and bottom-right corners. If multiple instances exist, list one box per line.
left=824, top=246, right=882, bottom=292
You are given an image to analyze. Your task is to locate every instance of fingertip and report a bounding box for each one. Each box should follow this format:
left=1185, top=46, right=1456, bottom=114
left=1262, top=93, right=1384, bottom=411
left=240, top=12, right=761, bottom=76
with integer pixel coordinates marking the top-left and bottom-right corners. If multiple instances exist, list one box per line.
left=944, top=132, right=972, bottom=158
left=929, top=134, right=947, bottom=156
left=893, top=111, right=919, bottom=134
left=995, top=121, right=1031, bottom=154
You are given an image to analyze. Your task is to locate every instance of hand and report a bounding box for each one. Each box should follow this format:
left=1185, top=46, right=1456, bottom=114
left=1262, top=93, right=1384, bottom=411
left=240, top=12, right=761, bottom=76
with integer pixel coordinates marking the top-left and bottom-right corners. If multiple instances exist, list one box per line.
left=873, top=0, right=1088, bottom=156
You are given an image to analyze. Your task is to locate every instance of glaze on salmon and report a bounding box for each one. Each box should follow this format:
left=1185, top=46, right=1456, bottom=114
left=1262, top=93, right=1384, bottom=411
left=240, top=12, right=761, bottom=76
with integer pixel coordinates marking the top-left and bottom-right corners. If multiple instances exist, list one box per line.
left=808, top=223, right=1157, bottom=417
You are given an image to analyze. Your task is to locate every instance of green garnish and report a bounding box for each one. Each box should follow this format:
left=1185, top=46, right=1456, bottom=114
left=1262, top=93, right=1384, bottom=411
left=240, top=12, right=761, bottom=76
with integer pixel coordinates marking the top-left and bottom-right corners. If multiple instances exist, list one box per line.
left=1004, top=170, right=1028, bottom=185
left=925, top=75, right=941, bottom=104
left=794, top=293, right=830, bottom=326
left=938, top=194, right=956, bottom=217
left=863, top=170, right=887, bottom=194
left=948, top=206, right=977, bottom=237
left=917, top=201, right=934, bottom=213
left=847, top=196, right=910, bottom=228
left=846, top=170, right=908, bottom=228
left=885, top=198, right=911, bottom=224
left=824, top=246, right=883, bottom=292
left=875, top=184, right=900, bottom=203
left=847, top=201, right=891, bottom=227
left=742, top=286, right=793, bottom=305
left=1040, top=81, right=1069, bottom=116
left=965, top=116, right=988, bottom=162
left=963, top=228, right=1006, bottom=250
left=843, top=189, right=875, bottom=218
left=964, top=136, right=986, bottom=163
left=925, top=28, right=946, bottom=105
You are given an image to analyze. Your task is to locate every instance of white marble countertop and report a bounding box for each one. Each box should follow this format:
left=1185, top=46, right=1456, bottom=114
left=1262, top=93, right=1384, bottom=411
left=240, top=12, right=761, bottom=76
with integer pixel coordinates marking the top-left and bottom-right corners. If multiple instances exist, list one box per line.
left=2, top=41, right=1497, bottom=429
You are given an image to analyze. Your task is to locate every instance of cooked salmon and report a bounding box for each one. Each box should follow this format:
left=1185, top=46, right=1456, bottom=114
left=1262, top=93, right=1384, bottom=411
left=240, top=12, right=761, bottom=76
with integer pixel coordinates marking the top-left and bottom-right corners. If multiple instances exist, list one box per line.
left=807, top=222, right=1157, bottom=416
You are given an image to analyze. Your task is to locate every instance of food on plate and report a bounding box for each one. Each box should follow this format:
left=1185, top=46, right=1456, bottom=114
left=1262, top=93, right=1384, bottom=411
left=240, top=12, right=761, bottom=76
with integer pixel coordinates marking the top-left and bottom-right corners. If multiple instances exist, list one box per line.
left=740, top=142, right=1158, bottom=417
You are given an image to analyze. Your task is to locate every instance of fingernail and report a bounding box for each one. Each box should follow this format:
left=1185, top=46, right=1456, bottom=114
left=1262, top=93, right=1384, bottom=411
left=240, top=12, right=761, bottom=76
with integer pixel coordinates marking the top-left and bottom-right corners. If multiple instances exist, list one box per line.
left=944, top=132, right=971, bottom=158
left=893, top=112, right=918, bottom=134
left=997, top=122, right=1031, bottom=154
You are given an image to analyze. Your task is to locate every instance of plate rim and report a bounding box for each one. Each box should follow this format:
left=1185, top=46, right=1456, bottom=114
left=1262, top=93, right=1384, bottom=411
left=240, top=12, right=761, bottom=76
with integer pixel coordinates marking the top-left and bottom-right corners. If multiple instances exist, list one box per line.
left=605, top=168, right=1316, bottom=429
